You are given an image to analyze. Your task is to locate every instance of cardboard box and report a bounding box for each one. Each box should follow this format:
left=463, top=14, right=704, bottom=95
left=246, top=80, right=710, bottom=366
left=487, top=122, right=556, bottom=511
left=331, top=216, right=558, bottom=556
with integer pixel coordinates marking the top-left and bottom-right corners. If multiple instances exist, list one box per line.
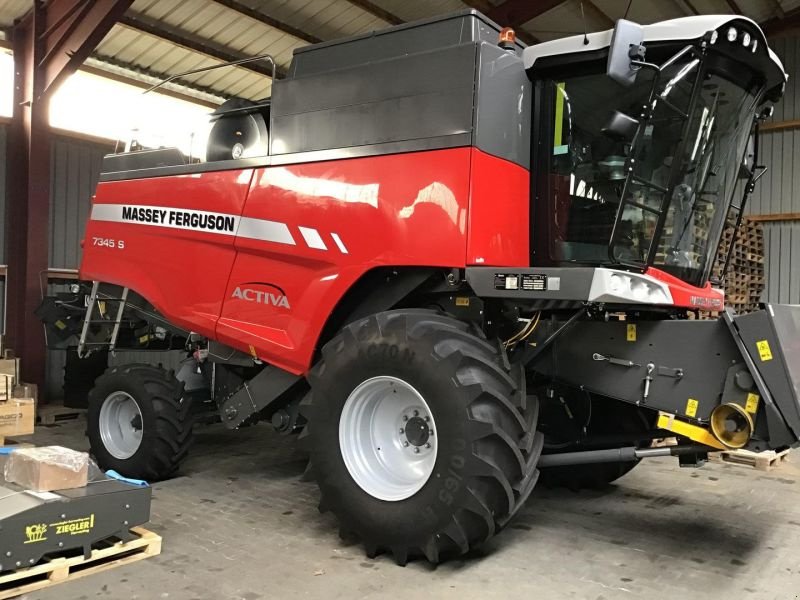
left=0, top=398, right=34, bottom=439
left=12, top=382, right=38, bottom=404
left=0, top=374, right=13, bottom=402
left=0, top=358, right=20, bottom=382
left=3, top=446, right=89, bottom=491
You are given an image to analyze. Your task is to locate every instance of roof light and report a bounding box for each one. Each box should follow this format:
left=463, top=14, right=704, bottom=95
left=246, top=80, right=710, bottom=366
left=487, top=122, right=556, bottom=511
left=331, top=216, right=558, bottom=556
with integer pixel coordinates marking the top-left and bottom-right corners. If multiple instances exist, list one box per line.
left=751, top=39, right=758, bottom=53
left=498, top=27, right=516, bottom=49
left=727, top=27, right=737, bottom=42
left=741, top=32, right=751, bottom=47
left=709, top=30, right=718, bottom=44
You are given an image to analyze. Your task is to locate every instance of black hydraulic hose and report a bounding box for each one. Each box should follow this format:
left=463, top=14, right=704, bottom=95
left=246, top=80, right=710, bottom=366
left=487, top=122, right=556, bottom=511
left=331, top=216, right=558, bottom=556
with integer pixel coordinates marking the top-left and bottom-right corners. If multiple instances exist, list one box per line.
left=538, top=444, right=713, bottom=467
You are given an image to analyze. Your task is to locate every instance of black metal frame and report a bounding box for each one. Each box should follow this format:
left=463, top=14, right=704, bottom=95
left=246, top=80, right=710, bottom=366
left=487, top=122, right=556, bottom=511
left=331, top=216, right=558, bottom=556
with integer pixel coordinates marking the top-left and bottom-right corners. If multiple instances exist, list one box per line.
left=606, top=43, right=708, bottom=270
left=719, top=122, right=768, bottom=283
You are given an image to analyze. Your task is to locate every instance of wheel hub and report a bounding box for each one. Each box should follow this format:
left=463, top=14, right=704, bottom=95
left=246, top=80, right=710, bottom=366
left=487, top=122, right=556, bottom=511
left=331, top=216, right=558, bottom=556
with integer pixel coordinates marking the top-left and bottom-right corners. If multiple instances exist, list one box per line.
left=98, top=391, right=144, bottom=460
left=131, top=413, right=143, bottom=431
left=339, top=376, right=438, bottom=501
left=404, top=416, right=430, bottom=447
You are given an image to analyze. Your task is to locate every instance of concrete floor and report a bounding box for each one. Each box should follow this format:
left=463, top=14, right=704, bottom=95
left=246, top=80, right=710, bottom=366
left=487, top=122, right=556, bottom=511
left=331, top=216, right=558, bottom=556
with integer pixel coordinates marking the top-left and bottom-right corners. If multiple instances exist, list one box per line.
left=14, top=418, right=800, bottom=600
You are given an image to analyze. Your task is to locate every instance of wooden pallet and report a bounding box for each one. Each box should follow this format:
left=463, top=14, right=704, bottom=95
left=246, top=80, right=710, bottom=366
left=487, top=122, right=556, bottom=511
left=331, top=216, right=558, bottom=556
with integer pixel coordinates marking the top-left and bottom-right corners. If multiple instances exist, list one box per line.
left=708, top=448, right=791, bottom=472
left=0, top=438, right=33, bottom=449
left=37, top=405, right=86, bottom=426
left=0, top=527, right=161, bottom=599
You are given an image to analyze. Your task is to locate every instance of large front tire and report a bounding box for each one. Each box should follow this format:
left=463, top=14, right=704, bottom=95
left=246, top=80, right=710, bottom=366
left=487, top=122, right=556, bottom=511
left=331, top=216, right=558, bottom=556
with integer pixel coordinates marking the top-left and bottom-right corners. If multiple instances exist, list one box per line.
left=301, top=310, right=542, bottom=565
left=87, top=364, right=194, bottom=481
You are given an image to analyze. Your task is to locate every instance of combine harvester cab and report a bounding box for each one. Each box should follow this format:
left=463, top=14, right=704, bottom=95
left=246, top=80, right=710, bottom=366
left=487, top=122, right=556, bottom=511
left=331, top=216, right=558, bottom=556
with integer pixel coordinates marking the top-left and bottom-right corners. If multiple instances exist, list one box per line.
left=38, top=9, right=800, bottom=564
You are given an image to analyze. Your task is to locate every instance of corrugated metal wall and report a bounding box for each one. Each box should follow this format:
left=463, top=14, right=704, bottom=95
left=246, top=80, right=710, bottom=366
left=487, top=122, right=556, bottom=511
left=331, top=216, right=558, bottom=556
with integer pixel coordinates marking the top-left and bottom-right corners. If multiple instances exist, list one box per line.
left=747, top=35, right=800, bottom=305
left=44, top=135, right=112, bottom=399
left=49, top=136, right=108, bottom=269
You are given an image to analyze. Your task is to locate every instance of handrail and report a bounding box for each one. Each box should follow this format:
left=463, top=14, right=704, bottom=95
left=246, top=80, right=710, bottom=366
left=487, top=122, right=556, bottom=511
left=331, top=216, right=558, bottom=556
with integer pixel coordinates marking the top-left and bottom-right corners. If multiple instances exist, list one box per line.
left=143, top=53, right=278, bottom=96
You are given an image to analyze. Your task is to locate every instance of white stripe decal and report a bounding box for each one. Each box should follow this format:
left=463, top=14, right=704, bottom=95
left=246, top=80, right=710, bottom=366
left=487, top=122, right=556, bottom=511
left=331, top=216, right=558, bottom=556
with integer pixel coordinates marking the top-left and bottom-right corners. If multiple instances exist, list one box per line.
left=90, top=204, right=346, bottom=252
left=298, top=226, right=327, bottom=250
left=237, top=217, right=295, bottom=245
left=91, top=204, right=239, bottom=236
left=331, top=232, right=348, bottom=254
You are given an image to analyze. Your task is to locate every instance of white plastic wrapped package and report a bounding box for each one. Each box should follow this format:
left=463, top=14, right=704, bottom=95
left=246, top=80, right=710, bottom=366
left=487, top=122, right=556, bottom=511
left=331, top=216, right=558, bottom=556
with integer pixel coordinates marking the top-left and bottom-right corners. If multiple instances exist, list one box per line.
left=4, top=445, right=89, bottom=491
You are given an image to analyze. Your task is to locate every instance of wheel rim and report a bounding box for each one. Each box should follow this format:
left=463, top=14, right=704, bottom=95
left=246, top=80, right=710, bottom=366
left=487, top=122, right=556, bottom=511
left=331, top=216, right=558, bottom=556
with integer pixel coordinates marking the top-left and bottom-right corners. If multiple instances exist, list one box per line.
left=99, top=391, right=144, bottom=460
left=339, top=376, right=438, bottom=502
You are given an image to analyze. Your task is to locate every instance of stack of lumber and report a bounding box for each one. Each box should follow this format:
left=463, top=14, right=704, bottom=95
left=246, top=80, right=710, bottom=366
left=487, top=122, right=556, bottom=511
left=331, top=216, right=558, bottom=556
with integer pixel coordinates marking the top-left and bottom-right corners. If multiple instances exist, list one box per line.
left=711, top=217, right=765, bottom=315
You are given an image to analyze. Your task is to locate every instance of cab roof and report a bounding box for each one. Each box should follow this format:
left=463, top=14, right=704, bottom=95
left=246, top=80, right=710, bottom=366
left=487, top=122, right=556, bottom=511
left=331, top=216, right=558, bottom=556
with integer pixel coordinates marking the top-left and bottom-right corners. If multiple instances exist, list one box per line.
left=523, top=15, right=787, bottom=98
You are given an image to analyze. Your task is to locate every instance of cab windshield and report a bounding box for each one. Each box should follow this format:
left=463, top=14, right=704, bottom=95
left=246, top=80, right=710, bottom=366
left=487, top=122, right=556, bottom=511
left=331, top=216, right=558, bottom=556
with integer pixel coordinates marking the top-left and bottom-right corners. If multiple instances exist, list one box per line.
left=540, top=54, right=758, bottom=286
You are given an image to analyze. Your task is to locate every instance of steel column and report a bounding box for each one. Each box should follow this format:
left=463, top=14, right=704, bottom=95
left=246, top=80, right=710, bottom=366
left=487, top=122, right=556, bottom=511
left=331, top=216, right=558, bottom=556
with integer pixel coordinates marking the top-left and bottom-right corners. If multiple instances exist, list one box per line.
left=4, top=0, right=132, bottom=394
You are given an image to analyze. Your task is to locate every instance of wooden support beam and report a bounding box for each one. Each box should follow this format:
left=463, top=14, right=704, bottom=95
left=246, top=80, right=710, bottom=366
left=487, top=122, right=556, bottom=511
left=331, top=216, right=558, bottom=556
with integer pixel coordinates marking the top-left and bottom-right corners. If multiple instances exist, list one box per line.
left=488, top=0, right=568, bottom=27
left=346, top=0, right=403, bottom=25
left=119, top=13, right=286, bottom=79
left=39, top=0, right=134, bottom=96
left=82, top=57, right=224, bottom=108
left=762, top=6, right=800, bottom=37
left=4, top=0, right=131, bottom=394
left=760, top=119, right=800, bottom=132
left=583, top=0, right=614, bottom=29
left=766, top=0, right=785, bottom=19
left=747, top=213, right=800, bottom=223
left=725, top=0, right=742, bottom=14
left=675, top=0, right=700, bottom=15
left=460, top=0, right=539, bottom=44
left=209, top=0, right=322, bottom=44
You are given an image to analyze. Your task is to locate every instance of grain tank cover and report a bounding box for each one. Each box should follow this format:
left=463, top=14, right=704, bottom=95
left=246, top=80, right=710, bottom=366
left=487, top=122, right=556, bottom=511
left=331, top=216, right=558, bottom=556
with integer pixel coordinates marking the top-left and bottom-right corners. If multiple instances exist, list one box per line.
left=287, top=10, right=522, bottom=77
left=270, top=9, right=531, bottom=166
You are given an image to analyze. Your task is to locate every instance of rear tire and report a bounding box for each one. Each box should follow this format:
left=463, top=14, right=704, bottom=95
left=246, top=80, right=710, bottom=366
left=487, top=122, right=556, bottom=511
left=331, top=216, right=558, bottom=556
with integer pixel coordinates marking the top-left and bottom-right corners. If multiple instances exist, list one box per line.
left=87, top=364, right=194, bottom=481
left=301, top=310, right=542, bottom=565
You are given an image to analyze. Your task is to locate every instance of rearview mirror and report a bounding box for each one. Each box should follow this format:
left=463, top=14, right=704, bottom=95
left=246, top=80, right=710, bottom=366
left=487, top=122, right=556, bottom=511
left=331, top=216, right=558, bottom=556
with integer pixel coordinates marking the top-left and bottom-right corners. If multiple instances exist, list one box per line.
left=607, top=19, right=645, bottom=86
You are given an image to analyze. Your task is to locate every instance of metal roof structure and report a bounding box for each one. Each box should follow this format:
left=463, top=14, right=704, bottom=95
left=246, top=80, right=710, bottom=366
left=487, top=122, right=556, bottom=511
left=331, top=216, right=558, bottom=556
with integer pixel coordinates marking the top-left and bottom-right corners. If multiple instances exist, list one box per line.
left=0, top=0, right=798, bottom=105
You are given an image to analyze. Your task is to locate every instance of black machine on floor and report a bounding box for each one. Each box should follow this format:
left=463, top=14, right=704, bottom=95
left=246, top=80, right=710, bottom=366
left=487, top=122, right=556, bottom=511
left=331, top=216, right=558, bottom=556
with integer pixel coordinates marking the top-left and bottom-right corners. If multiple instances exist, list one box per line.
left=0, top=478, right=151, bottom=572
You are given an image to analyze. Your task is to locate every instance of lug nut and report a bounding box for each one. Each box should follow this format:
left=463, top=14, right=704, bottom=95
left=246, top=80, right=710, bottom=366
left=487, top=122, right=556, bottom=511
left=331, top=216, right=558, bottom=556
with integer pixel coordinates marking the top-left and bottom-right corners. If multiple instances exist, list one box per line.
left=413, top=410, right=419, bottom=416
left=402, top=415, right=409, bottom=422
left=403, top=441, right=409, bottom=447
left=413, top=447, right=420, bottom=454
left=399, top=428, right=404, bottom=434
left=425, top=443, right=431, bottom=449
left=424, top=416, right=430, bottom=422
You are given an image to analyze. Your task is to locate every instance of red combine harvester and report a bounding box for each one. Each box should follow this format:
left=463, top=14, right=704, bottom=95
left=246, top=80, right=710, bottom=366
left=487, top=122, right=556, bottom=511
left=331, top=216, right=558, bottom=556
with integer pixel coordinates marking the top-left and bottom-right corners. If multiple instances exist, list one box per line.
left=39, top=10, right=800, bottom=564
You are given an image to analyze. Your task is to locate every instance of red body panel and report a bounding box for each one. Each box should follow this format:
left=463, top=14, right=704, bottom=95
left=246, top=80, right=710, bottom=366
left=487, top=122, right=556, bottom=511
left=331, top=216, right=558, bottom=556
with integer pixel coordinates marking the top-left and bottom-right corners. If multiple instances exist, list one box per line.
left=216, top=149, right=474, bottom=374
left=84, top=148, right=530, bottom=374
left=81, top=171, right=253, bottom=335
left=646, top=267, right=725, bottom=311
left=466, top=149, right=529, bottom=266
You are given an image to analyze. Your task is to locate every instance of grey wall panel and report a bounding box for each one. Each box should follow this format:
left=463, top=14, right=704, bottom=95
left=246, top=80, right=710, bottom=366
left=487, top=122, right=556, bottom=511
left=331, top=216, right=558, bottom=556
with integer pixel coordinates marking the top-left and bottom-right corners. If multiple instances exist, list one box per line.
left=763, top=223, right=800, bottom=305
left=747, top=35, right=800, bottom=306
left=49, top=136, right=109, bottom=269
